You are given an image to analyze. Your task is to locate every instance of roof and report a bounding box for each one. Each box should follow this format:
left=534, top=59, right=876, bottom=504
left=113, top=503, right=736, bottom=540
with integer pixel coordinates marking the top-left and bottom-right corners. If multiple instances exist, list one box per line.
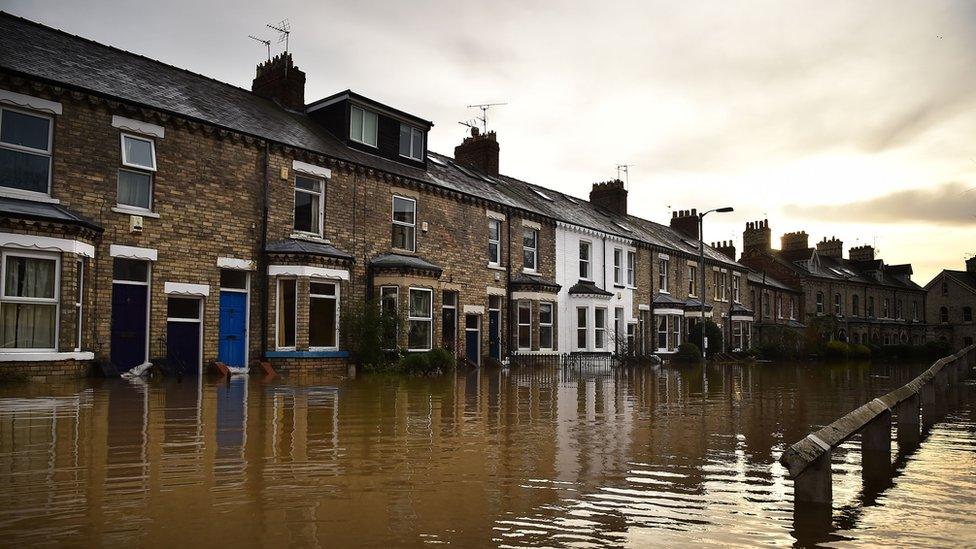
left=307, top=89, right=434, bottom=128
left=756, top=247, right=923, bottom=292
left=730, top=303, right=754, bottom=315
left=927, top=270, right=976, bottom=293
left=510, top=272, right=560, bottom=291
left=370, top=253, right=442, bottom=276
left=0, top=196, right=102, bottom=231
left=684, top=298, right=713, bottom=311
left=265, top=238, right=353, bottom=260
left=652, top=293, right=685, bottom=307
left=746, top=271, right=800, bottom=293
left=567, top=280, right=613, bottom=297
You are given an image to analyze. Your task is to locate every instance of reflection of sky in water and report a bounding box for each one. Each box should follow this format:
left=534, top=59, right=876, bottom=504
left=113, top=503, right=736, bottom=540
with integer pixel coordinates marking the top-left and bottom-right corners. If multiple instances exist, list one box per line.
left=0, top=363, right=972, bottom=547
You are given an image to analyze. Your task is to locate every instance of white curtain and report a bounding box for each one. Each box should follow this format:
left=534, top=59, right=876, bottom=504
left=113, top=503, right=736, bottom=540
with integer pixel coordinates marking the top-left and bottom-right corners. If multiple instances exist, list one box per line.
left=1, top=256, right=57, bottom=349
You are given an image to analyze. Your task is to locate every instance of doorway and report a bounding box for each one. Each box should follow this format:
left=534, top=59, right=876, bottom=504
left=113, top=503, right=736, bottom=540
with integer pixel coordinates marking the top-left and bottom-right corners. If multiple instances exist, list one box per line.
left=166, top=296, right=203, bottom=376
left=218, top=269, right=249, bottom=368
left=110, top=258, right=150, bottom=373
left=465, top=313, right=480, bottom=366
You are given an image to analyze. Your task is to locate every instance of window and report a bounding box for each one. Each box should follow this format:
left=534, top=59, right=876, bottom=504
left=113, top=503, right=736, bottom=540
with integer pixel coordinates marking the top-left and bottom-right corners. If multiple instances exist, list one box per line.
left=882, top=298, right=890, bottom=318
left=392, top=196, right=416, bottom=252
left=488, top=219, right=501, bottom=265
left=613, top=248, right=623, bottom=285
left=732, top=274, right=741, bottom=302
left=0, top=107, right=53, bottom=196
left=940, top=306, right=949, bottom=323
left=896, top=299, right=903, bottom=320
left=167, top=297, right=200, bottom=320
left=816, top=292, right=824, bottom=314
left=407, top=288, right=432, bottom=351
left=852, top=294, right=860, bottom=317
left=381, top=286, right=399, bottom=349
left=517, top=301, right=532, bottom=350
left=868, top=296, right=875, bottom=317
left=627, top=251, right=635, bottom=286
left=113, top=258, right=149, bottom=282
left=834, top=293, right=842, bottom=316
left=732, top=321, right=744, bottom=351
left=309, top=282, right=338, bottom=349
left=539, top=303, right=553, bottom=350
left=670, top=314, right=681, bottom=350
left=942, top=280, right=948, bottom=295
left=688, top=265, right=698, bottom=296
left=350, top=105, right=378, bottom=147
left=594, top=308, right=607, bottom=349
left=1, top=252, right=58, bottom=350
left=522, top=228, right=538, bottom=271
left=294, top=175, right=324, bottom=235
left=276, top=279, right=296, bottom=349
left=912, top=301, right=919, bottom=322
left=220, top=269, right=248, bottom=290
left=614, top=307, right=624, bottom=351
left=399, top=124, right=424, bottom=160
left=763, top=291, right=771, bottom=318
left=579, top=241, right=591, bottom=279
left=965, top=306, right=973, bottom=323
left=659, top=257, right=669, bottom=292
left=73, top=259, right=84, bottom=351
left=576, top=307, right=588, bottom=350
left=117, top=134, right=156, bottom=211
left=777, top=295, right=783, bottom=319
left=790, top=297, right=796, bottom=319
left=657, top=315, right=668, bottom=350
left=626, top=323, right=635, bottom=353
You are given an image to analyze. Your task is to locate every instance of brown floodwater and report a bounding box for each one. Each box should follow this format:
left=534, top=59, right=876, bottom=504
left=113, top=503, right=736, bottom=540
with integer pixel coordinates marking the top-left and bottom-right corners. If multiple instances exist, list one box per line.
left=0, top=361, right=973, bottom=548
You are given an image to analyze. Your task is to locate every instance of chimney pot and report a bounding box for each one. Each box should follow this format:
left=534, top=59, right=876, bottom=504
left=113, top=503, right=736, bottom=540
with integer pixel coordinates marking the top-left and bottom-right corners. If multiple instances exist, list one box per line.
left=590, top=179, right=628, bottom=216
left=251, top=53, right=306, bottom=111
left=454, top=130, right=499, bottom=176
left=966, top=255, right=976, bottom=272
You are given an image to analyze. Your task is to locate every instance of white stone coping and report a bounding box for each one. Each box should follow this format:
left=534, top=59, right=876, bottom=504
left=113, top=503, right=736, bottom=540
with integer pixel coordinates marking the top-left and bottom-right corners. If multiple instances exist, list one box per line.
left=522, top=219, right=542, bottom=231
left=109, top=244, right=157, bottom=261
left=112, top=115, right=165, bottom=138
left=684, top=310, right=714, bottom=318
left=217, top=257, right=255, bottom=270
left=486, top=286, right=506, bottom=296
left=0, top=351, right=93, bottom=362
left=0, top=89, right=62, bottom=115
left=111, top=205, right=160, bottom=218
left=486, top=210, right=506, bottom=221
left=1, top=233, right=95, bottom=258
left=164, top=282, right=210, bottom=297
left=463, top=305, right=485, bottom=314
left=657, top=253, right=670, bottom=260
left=292, top=159, right=332, bottom=179
left=268, top=265, right=349, bottom=280
left=512, top=291, right=558, bottom=301
left=731, top=315, right=754, bottom=321
left=638, top=304, right=651, bottom=311
left=654, top=307, right=684, bottom=316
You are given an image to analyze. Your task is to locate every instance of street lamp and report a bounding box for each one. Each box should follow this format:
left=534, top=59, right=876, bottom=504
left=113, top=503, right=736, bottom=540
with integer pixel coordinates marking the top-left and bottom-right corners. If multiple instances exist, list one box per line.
left=698, top=207, right=734, bottom=362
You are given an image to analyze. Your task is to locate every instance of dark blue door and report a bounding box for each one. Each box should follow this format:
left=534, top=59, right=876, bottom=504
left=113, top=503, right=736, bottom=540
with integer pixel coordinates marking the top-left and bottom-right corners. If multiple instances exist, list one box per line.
left=167, top=321, right=201, bottom=374
left=218, top=291, right=247, bottom=367
left=110, top=283, right=148, bottom=373
left=488, top=310, right=501, bottom=360
left=465, top=314, right=480, bottom=365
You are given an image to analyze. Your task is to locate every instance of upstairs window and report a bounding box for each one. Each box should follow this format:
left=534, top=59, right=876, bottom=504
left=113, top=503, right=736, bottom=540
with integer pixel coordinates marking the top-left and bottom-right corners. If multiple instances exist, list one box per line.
left=0, top=107, right=53, bottom=197
left=834, top=293, right=842, bottom=315
left=579, top=241, right=591, bottom=279
left=964, top=306, right=973, bottom=322
left=399, top=124, right=424, bottom=160
left=912, top=301, right=919, bottom=321
left=732, top=274, right=741, bottom=302
left=816, top=292, right=824, bottom=314
left=350, top=106, right=378, bottom=147
left=882, top=298, right=890, bottom=318
left=392, top=196, right=416, bottom=252
left=523, top=228, right=538, bottom=271
left=688, top=265, right=698, bottom=296
left=659, top=257, right=669, bottom=292
left=626, top=251, right=635, bottom=286
left=852, top=294, right=860, bottom=316
left=117, top=134, right=156, bottom=211
left=294, top=175, right=324, bottom=235
left=868, top=296, right=875, bottom=317
left=613, top=248, right=623, bottom=285
left=940, top=306, right=949, bottom=323
left=488, top=218, right=501, bottom=265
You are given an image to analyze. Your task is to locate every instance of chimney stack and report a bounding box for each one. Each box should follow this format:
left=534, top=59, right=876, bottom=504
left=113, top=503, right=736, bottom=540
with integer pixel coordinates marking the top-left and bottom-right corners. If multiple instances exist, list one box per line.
left=711, top=240, right=737, bottom=261
left=454, top=127, right=499, bottom=176
left=251, top=53, right=306, bottom=111
left=781, top=231, right=809, bottom=252
left=849, top=244, right=876, bottom=262
left=670, top=209, right=699, bottom=240
left=742, top=219, right=771, bottom=254
left=589, top=179, right=628, bottom=216
left=967, top=255, right=976, bottom=273
left=816, top=236, right=843, bottom=259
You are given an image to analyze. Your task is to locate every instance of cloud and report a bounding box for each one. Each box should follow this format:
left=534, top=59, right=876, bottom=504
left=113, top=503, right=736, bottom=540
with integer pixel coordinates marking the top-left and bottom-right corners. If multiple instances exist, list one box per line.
left=783, top=182, right=976, bottom=225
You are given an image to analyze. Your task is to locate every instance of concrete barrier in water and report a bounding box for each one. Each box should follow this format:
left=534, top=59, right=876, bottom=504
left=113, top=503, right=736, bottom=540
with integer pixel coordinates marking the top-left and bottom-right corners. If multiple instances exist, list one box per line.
left=779, top=344, right=975, bottom=506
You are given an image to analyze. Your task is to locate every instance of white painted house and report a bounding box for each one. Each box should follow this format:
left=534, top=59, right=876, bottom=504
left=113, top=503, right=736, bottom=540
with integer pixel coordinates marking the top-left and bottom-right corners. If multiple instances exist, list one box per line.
left=555, top=221, right=638, bottom=354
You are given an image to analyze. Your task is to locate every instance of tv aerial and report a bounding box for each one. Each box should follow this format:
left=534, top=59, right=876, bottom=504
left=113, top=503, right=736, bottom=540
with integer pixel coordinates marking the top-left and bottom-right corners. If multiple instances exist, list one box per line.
left=248, top=35, right=271, bottom=61
left=616, top=164, right=633, bottom=186
left=465, top=102, right=506, bottom=134
left=267, top=19, right=291, bottom=54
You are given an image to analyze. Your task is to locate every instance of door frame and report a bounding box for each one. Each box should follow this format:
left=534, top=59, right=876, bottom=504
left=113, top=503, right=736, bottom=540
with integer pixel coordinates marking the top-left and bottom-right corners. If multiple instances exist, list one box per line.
left=166, top=295, right=204, bottom=378
left=219, top=272, right=250, bottom=368
left=111, top=262, right=151, bottom=367
left=465, top=313, right=481, bottom=366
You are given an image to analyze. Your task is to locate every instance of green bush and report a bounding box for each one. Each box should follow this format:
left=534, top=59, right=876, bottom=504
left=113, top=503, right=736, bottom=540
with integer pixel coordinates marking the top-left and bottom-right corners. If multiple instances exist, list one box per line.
left=850, top=344, right=872, bottom=359
left=342, top=297, right=402, bottom=370
left=674, top=343, right=702, bottom=362
left=400, top=352, right=433, bottom=375
left=427, top=348, right=456, bottom=372
left=823, top=340, right=851, bottom=359
left=688, top=321, right=723, bottom=355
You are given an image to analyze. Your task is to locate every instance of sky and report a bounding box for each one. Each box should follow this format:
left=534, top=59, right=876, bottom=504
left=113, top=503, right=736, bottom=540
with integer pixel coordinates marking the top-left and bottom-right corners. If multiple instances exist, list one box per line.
left=5, top=0, right=975, bottom=282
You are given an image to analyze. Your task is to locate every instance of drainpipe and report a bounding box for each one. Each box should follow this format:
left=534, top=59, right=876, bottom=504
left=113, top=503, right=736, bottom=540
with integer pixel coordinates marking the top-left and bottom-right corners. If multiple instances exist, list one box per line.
left=259, top=142, right=270, bottom=360
left=505, top=213, right=513, bottom=359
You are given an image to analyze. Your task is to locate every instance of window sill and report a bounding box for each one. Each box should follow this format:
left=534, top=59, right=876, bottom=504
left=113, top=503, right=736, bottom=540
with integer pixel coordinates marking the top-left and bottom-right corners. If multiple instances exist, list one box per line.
left=113, top=206, right=160, bottom=218
left=290, top=232, right=330, bottom=243
left=392, top=247, right=416, bottom=255
left=487, top=263, right=506, bottom=271
left=522, top=268, right=538, bottom=275
left=0, top=189, right=59, bottom=204
left=0, top=351, right=94, bottom=362
left=266, top=350, right=349, bottom=359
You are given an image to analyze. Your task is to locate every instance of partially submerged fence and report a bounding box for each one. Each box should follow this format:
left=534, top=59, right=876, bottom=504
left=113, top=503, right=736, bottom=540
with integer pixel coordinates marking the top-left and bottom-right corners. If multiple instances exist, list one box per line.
left=779, top=344, right=975, bottom=506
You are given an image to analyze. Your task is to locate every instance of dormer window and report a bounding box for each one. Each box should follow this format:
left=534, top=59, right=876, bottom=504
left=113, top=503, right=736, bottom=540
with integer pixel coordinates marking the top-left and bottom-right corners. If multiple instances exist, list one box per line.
left=0, top=107, right=53, bottom=197
left=350, top=105, right=377, bottom=147
left=399, top=124, right=424, bottom=161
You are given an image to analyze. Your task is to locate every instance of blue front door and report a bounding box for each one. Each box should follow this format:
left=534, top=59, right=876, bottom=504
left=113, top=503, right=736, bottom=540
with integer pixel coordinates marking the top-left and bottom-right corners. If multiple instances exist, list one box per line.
left=110, top=283, right=148, bottom=373
left=218, top=291, right=247, bottom=367
left=465, top=314, right=480, bottom=365
left=488, top=310, right=501, bottom=360
left=167, top=321, right=201, bottom=374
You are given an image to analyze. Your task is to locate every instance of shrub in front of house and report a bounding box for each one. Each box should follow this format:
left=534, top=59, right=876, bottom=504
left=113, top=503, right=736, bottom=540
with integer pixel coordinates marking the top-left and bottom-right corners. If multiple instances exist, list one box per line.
left=823, top=340, right=851, bottom=360
left=673, top=343, right=702, bottom=362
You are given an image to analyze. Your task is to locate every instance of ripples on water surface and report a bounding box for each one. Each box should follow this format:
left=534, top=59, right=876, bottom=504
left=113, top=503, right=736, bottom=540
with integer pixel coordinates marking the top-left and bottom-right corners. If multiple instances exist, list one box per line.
left=0, top=362, right=973, bottom=547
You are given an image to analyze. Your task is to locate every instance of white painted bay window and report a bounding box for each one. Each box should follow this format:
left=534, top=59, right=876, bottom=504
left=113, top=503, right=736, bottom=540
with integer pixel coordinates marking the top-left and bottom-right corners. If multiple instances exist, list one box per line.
left=1, top=251, right=59, bottom=350
left=294, top=174, right=324, bottom=235
left=407, top=288, right=432, bottom=351
left=117, top=133, right=156, bottom=211
left=539, top=303, right=553, bottom=350
left=517, top=300, right=531, bottom=350
left=522, top=228, right=538, bottom=271
left=399, top=124, right=424, bottom=160
left=0, top=107, right=53, bottom=198
left=350, top=105, right=378, bottom=147
left=576, top=307, right=587, bottom=350
left=392, top=196, right=416, bottom=251
left=595, top=308, right=607, bottom=349
left=309, top=281, right=339, bottom=350
left=276, top=279, right=296, bottom=349
left=74, top=258, right=84, bottom=351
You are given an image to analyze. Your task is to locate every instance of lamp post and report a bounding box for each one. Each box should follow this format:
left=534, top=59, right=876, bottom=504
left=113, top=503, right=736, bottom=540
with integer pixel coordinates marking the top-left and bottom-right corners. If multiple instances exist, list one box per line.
left=698, top=207, right=734, bottom=362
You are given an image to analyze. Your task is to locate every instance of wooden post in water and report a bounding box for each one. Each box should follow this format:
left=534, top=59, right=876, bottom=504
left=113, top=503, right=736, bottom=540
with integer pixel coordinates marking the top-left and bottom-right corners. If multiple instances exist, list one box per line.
left=793, top=450, right=832, bottom=505
left=895, top=393, right=920, bottom=445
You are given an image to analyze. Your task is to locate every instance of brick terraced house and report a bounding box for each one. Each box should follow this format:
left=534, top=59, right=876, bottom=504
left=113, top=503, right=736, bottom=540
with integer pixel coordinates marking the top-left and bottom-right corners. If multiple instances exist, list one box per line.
left=924, top=256, right=976, bottom=351
left=738, top=219, right=927, bottom=346
left=0, top=13, right=752, bottom=379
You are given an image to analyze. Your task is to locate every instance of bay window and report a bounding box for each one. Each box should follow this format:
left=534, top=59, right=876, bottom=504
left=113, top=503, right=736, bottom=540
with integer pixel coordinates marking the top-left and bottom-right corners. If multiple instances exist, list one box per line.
left=309, top=281, right=338, bottom=349
left=517, top=300, right=531, bottom=350
left=407, top=288, right=432, bottom=351
left=0, top=107, right=52, bottom=197
left=392, top=196, right=416, bottom=251
left=276, top=279, right=296, bottom=349
left=117, top=133, right=156, bottom=211
left=74, top=259, right=84, bottom=351
left=1, top=251, right=59, bottom=350
left=595, top=308, right=607, bottom=349
left=294, top=174, right=324, bottom=235
left=576, top=307, right=587, bottom=350
left=539, top=303, right=553, bottom=350
left=380, top=286, right=399, bottom=349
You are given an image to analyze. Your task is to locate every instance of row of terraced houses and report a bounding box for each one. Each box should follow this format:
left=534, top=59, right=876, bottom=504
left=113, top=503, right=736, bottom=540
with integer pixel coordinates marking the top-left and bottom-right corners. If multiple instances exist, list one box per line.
left=0, top=13, right=969, bottom=380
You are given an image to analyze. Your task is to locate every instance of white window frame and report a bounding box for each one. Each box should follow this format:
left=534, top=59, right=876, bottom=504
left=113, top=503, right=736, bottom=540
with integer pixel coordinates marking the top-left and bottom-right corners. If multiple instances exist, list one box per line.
left=659, top=257, right=669, bottom=293
left=816, top=292, right=824, bottom=315
left=614, top=307, right=624, bottom=352
left=399, top=124, right=424, bottom=161
left=523, top=228, right=538, bottom=272
left=120, top=133, right=157, bottom=171
left=488, top=218, right=501, bottom=266
left=539, top=302, right=554, bottom=351
left=275, top=278, right=297, bottom=350
left=308, top=280, right=340, bottom=351
left=517, top=300, right=532, bottom=351
left=656, top=315, right=669, bottom=352
left=834, top=293, right=842, bottom=316
left=732, top=274, right=741, bottom=303
left=579, top=240, right=591, bottom=280
left=294, top=174, right=325, bottom=237
left=688, top=265, right=698, bottom=297
left=594, top=307, right=607, bottom=350
left=350, top=105, right=378, bottom=147
left=74, top=258, right=84, bottom=352
left=576, top=306, right=588, bottom=351
left=626, top=251, right=635, bottom=287
left=0, top=106, right=54, bottom=200
left=392, top=195, right=417, bottom=252
left=407, top=287, right=433, bottom=351
left=613, top=248, right=623, bottom=285
left=0, top=249, right=60, bottom=352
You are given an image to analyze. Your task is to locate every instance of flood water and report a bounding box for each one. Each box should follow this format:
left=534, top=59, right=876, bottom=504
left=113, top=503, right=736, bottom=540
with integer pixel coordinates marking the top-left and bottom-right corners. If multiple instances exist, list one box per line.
left=0, top=361, right=973, bottom=548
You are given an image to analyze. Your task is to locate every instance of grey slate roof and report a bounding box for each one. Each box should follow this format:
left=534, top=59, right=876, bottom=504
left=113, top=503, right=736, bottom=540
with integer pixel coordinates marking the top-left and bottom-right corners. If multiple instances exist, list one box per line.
left=730, top=303, right=754, bottom=316
left=652, top=293, right=685, bottom=307
left=746, top=271, right=799, bottom=293
left=510, top=272, right=560, bottom=291
left=265, top=238, right=353, bottom=260
left=0, top=196, right=102, bottom=231
left=684, top=298, right=713, bottom=311
left=567, top=280, right=613, bottom=297
left=370, top=253, right=442, bottom=275
left=933, top=270, right=976, bottom=293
